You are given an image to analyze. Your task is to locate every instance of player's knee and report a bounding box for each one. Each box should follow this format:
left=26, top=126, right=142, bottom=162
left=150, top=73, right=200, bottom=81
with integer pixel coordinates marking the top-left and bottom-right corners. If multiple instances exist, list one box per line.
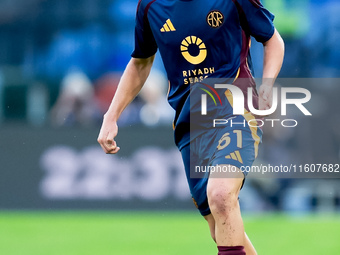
left=207, top=185, right=239, bottom=215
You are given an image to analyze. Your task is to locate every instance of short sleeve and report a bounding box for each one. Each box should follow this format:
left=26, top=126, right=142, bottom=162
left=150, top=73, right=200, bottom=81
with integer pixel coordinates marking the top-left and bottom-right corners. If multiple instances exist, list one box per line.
left=235, top=0, right=275, bottom=43
left=131, top=2, right=158, bottom=58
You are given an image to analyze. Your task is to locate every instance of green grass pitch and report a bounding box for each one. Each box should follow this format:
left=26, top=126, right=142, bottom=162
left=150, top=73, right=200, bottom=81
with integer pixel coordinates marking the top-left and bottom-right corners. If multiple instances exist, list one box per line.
left=0, top=212, right=339, bottom=255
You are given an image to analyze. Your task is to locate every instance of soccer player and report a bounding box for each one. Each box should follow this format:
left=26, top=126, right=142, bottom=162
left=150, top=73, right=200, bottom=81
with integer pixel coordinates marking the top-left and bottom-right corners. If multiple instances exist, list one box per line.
left=98, top=0, right=284, bottom=254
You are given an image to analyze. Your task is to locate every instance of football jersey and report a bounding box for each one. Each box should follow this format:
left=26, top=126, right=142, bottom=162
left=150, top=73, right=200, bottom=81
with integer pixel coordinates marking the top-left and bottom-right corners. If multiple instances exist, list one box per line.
left=132, top=0, right=275, bottom=150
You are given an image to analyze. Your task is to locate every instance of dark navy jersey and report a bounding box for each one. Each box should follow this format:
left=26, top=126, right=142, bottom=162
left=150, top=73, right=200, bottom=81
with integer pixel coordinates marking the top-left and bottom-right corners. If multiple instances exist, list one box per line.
left=132, top=0, right=275, bottom=150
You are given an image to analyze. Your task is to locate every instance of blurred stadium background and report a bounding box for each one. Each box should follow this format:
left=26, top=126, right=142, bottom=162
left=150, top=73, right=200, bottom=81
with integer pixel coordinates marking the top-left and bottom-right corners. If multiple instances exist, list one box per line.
left=0, top=0, right=339, bottom=254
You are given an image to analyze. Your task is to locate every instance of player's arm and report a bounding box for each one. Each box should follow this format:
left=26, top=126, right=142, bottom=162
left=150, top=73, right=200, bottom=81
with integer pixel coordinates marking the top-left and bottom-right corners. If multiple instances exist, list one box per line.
left=259, top=28, right=285, bottom=110
left=97, top=55, right=155, bottom=154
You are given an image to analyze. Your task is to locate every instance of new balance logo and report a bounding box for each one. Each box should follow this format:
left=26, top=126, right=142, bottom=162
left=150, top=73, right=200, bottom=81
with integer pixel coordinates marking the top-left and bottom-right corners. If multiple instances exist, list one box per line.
left=225, top=151, right=243, bottom=164
left=160, top=19, right=176, bottom=32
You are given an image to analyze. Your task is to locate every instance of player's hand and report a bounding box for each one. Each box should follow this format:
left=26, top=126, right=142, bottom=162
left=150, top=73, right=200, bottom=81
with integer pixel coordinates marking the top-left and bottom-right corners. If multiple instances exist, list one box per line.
left=97, top=115, right=120, bottom=154
left=258, top=83, right=273, bottom=115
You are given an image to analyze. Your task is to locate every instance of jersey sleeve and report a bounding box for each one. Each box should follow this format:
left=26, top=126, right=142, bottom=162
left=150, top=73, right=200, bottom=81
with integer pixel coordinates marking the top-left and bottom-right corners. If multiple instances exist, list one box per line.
left=131, top=2, right=158, bottom=58
left=235, top=0, right=275, bottom=43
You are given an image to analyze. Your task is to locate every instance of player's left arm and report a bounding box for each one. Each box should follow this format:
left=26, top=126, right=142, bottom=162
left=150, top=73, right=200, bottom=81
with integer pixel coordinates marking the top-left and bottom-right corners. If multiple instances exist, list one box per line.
left=259, top=28, right=285, bottom=111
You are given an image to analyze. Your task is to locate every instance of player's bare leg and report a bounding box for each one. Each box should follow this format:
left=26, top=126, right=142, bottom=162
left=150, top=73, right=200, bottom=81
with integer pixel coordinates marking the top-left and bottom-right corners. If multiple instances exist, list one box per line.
left=244, top=232, right=257, bottom=255
left=207, top=166, right=244, bottom=246
left=204, top=214, right=257, bottom=254
left=204, top=213, right=216, bottom=242
left=207, top=165, right=253, bottom=254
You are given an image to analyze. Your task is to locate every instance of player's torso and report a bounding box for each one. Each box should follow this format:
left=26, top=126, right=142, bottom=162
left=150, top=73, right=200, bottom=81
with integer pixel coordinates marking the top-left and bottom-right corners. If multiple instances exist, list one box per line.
left=145, top=0, right=244, bottom=98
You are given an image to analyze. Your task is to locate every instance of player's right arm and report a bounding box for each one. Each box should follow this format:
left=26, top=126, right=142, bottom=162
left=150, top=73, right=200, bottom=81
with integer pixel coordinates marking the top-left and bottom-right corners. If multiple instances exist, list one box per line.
left=97, top=55, right=155, bottom=154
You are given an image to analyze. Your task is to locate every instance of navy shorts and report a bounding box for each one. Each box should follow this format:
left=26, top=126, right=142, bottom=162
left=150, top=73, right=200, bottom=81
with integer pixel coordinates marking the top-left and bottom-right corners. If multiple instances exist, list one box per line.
left=180, top=115, right=262, bottom=216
